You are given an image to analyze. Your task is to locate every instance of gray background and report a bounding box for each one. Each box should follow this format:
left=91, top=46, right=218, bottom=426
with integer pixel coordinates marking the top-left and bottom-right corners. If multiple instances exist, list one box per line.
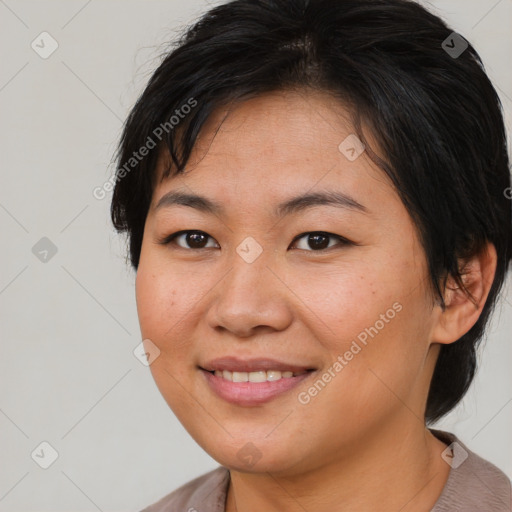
left=0, top=1, right=511, bottom=510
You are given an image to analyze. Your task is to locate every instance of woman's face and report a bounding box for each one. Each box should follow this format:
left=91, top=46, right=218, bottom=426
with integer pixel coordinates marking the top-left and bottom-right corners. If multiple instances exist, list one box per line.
left=136, top=90, right=441, bottom=474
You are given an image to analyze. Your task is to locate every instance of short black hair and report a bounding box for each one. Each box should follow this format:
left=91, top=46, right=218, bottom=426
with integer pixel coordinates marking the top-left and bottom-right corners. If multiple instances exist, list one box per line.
left=111, top=0, right=511, bottom=423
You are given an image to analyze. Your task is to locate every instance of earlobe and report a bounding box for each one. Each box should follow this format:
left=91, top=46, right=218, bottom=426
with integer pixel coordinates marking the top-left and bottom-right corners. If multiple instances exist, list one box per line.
left=431, top=242, right=497, bottom=345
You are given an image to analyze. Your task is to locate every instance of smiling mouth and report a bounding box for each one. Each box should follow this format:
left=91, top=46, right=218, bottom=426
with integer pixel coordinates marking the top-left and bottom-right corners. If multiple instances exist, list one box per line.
left=199, top=356, right=317, bottom=405
left=205, top=368, right=313, bottom=383
left=200, top=366, right=316, bottom=406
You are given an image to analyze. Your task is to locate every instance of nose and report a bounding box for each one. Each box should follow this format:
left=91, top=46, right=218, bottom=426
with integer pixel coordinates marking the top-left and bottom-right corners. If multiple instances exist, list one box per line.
left=205, top=250, right=294, bottom=338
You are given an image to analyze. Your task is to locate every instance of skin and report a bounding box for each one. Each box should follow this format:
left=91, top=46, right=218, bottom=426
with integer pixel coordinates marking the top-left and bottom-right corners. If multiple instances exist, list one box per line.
left=135, top=90, right=497, bottom=511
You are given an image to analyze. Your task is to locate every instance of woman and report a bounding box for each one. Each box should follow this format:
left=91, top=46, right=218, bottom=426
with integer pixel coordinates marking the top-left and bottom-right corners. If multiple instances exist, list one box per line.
left=111, top=0, right=512, bottom=510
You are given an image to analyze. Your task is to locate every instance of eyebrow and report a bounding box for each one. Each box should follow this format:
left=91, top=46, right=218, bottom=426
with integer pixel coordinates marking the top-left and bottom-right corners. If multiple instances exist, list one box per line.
left=154, top=190, right=367, bottom=216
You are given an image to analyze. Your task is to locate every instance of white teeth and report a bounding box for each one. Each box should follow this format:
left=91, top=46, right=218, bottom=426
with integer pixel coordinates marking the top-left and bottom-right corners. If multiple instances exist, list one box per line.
left=232, top=371, right=248, bottom=383
left=266, top=370, right=282, bottom=381
left=213, top=369, right=299, bottom=382
left=248, top=371, right=267, bottom=383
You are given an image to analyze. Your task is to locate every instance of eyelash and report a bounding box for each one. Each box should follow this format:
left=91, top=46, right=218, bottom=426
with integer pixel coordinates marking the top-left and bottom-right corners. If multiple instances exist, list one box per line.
left=157, top=230, right=352, bottom=252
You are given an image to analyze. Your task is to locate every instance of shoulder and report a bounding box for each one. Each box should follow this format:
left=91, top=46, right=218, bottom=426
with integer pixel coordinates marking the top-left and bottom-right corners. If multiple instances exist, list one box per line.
left=140, top=466, right=230, bottom=512
left=431, top=429, right=512, bottom=512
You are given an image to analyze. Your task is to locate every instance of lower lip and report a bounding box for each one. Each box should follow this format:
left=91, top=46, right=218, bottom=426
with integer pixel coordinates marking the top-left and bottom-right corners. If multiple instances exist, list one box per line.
left=201, top=369, right=313, bottom=406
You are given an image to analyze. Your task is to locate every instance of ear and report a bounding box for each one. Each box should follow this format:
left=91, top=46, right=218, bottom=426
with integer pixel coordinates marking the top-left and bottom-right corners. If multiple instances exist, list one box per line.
left=431, top=242, right=497, bottom=345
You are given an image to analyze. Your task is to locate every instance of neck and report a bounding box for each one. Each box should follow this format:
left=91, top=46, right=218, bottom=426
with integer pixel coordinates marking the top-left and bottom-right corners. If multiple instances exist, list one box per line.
left=226, top=419, right=450, bottom=512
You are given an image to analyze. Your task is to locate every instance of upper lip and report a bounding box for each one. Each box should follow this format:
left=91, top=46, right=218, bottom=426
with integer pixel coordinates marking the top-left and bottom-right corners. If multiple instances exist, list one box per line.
left=200, top=357, right=315, bottom=374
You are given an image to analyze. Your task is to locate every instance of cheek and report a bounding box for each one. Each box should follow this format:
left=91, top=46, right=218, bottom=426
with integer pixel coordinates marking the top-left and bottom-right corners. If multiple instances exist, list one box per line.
left=135, top=261, right=198, bottom=412
left=287, top=261, right=400, bottom=347
left=135, top=254, right=222, bottom=376
left=135, top=258, right=189, bottom=349
left=291, top=255, right=432, bottom=401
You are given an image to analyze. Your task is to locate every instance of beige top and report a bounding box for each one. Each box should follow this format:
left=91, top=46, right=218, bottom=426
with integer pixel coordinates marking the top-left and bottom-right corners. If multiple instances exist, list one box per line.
left=141, top=430, right=512, bottom=512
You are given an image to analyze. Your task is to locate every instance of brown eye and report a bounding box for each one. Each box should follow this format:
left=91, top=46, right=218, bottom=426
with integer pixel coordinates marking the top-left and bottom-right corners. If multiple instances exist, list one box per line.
left=184, top=232, right=209, bottom=248
left=160, top=230, right=219, bottom=249
left=291, top=232, right=349, bottom=251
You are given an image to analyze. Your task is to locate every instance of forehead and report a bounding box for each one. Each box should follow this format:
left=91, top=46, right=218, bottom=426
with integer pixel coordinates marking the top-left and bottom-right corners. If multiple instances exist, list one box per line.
left=152, top=90, right=392, bottom=205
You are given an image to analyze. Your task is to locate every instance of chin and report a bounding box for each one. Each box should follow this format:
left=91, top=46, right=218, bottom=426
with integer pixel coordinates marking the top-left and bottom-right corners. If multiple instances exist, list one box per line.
left=201, top=437, right=304, bottom=474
